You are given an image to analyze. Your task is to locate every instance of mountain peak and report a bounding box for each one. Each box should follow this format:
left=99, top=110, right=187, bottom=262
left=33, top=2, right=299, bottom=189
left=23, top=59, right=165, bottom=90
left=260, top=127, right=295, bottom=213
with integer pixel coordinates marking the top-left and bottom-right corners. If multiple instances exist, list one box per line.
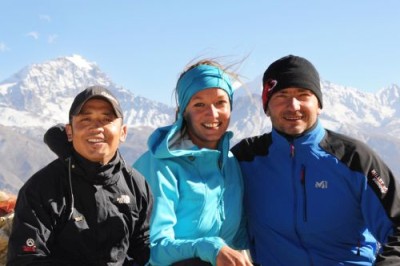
left=0, top=55, right=112, bottom=126
left=0, top=55, right=174, bottom=128
left=64, top=54, right=95, bottom=70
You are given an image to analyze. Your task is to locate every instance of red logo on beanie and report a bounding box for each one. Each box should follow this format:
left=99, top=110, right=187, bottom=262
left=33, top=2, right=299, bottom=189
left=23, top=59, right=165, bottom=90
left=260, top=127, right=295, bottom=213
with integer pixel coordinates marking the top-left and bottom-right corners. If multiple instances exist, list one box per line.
left=262, top=79, right=277, bottom=112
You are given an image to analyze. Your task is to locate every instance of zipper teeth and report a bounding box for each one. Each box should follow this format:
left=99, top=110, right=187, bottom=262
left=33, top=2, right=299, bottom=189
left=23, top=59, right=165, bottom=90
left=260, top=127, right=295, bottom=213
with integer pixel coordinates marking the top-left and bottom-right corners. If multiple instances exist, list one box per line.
left=301, top=165, right=307, bottom=222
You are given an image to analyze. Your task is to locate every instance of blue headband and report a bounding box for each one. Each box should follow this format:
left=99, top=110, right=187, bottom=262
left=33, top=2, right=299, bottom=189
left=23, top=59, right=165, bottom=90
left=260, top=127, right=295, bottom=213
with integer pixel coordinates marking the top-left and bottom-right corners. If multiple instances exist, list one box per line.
left=176, top=64, right=233, bottom=117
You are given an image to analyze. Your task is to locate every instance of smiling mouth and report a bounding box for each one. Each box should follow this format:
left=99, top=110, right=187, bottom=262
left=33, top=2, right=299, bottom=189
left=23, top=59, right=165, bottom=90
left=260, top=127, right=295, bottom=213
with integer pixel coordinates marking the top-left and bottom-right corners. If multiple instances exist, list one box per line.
left=283, top=112, right=303, bottom=121
left=203, top=122, right=221, bottom=129
left=88, top=138, right=105, bottom=143
left=284, top=116, right=302, bottom=121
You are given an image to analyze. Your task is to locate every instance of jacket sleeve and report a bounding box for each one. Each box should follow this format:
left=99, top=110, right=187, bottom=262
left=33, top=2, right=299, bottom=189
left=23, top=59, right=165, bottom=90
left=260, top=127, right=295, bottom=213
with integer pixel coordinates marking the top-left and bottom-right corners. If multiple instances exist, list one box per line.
left=322, top=130, right=400, bottom=265
left=133, top=154, right=226, bottom=266
left=7, top=176, right=67, bottom=265
left=364, top=157, right=400, bottom=265
left=225, top=153, right=249, bottom=251
left=229, top=190, right=249, bottom=251
left=127, top=167, right=154, bottom=266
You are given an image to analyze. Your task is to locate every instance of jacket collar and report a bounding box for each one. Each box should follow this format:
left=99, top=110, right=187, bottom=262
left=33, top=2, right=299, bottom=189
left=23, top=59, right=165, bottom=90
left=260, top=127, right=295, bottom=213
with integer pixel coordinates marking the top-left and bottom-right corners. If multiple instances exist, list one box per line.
left=69, top=150, right=122, bottom=186
left=272, top=119, right=325, bottom=147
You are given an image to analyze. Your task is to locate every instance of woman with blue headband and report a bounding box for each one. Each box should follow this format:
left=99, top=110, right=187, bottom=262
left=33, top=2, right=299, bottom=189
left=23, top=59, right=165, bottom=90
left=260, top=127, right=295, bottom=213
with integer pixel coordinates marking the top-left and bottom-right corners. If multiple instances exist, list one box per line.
left=134, top=60, right=251, bottom=266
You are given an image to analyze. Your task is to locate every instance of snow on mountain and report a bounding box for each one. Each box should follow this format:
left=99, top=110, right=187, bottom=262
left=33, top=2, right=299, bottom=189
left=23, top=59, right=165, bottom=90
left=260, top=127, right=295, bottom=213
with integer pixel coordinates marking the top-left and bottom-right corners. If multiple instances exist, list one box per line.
left=321, top=81, right=397, bottom=131
left=0, top=54, right=174, bottom=129
left=0, top=55, right=399, bottom=194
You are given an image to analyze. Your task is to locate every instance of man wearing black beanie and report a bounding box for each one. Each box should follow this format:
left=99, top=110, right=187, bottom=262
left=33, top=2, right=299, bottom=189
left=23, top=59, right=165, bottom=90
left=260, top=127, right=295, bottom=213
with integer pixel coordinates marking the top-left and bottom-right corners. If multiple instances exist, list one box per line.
left=232, top=55, right=400, bottom=265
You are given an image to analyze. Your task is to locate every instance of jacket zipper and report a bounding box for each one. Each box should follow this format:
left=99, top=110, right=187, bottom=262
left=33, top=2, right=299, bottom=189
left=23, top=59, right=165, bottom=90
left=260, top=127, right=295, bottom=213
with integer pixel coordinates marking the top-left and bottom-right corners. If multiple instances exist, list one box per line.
left=290, top=143, right=313, bottom=265
left=290, top=143, right=295, bottom=158
left=300, top=164, right=307, bottom=222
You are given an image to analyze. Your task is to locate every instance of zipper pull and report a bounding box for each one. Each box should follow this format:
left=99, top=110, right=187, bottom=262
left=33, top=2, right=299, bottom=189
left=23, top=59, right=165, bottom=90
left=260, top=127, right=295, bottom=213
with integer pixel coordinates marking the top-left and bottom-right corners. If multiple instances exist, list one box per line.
left=290, top=143, right=295, bottom=158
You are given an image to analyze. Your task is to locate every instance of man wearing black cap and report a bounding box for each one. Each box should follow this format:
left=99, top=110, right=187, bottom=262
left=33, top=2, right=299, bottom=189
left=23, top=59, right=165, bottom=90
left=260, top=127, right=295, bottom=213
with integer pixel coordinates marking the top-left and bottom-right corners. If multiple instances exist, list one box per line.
left=8, top=86, right=153, bottom=265
left=232, top=55, right=400, bottom=265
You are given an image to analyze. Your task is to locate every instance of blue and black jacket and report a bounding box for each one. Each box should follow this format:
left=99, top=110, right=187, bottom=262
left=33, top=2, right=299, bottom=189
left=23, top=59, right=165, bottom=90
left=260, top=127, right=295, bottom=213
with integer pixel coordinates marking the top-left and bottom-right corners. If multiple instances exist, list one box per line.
left=231, top=120, right=400, bottom=266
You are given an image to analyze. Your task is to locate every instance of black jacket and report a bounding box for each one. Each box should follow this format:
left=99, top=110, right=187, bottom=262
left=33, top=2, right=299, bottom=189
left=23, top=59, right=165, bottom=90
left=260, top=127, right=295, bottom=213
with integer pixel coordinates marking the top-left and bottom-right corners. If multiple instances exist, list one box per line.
left=7, top=148, right=153, bottom=266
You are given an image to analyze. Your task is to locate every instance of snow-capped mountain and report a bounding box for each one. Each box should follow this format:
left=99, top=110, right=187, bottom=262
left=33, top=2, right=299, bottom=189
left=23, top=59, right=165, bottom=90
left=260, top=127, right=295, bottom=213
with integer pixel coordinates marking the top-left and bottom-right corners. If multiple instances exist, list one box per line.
left=0, top=55, right=174, bottom=129
left=0, top=55, right=399, bottom=193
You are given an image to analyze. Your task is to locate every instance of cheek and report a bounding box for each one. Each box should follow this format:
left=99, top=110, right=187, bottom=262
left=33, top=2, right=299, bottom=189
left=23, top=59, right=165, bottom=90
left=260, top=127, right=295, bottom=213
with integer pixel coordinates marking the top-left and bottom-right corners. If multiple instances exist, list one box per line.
left=109, top=125, right=123, bottom=137
left=109, top=124, right=127, bottom=139
left=183, top=111, right=196, bottom=124
left=221, top=108, right=231, bottom=118
left=99, top=124, right=118, bottom=139
left=71, top=123, right=89, bottom=134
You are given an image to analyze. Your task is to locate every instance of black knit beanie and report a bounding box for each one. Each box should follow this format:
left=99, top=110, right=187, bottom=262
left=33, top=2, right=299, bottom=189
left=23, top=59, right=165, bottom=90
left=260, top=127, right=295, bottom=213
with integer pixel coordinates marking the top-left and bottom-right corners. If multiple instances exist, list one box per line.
left=262, top=55, right=323, bottom=112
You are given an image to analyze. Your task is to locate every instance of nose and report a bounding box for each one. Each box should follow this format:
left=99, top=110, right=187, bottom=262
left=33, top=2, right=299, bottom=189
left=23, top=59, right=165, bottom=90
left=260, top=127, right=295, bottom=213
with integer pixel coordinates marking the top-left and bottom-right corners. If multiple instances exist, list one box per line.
left=287, top=97, right=301, bottom=110
left=89, top=120, right=105, bottom=132
left=206, top=104, right=219, bottom=117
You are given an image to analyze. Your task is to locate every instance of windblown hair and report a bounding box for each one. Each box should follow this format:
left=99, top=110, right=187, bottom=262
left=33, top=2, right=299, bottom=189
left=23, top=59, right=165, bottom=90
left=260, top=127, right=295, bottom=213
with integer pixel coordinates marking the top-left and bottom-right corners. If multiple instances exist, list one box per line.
left=173, top=58, right=242, bottom=138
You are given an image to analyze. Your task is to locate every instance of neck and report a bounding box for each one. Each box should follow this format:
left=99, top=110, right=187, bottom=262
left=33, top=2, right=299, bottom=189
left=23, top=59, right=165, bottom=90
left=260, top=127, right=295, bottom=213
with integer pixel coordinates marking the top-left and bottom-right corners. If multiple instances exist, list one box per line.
left=275, top=121, right=318, bottom=141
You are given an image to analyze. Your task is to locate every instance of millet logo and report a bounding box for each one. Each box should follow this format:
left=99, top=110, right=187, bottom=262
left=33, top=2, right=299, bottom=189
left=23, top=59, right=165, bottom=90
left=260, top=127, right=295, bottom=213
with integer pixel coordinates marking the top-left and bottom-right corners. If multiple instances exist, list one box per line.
left=315, top=181, right=328, bottom=189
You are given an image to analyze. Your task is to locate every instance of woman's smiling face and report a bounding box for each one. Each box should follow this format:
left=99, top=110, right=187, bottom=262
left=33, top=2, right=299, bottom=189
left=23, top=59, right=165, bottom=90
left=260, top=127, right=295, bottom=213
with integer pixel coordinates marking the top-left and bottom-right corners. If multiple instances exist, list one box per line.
left=184, top=88, right=231, bottom=149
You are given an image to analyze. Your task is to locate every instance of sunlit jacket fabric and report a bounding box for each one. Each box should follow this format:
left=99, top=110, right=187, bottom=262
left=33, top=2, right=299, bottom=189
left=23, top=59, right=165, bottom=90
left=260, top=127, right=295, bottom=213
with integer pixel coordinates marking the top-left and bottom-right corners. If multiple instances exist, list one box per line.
left=134, top=122, right=247, bottom=266
left=231, top=120, right=400, bottom=266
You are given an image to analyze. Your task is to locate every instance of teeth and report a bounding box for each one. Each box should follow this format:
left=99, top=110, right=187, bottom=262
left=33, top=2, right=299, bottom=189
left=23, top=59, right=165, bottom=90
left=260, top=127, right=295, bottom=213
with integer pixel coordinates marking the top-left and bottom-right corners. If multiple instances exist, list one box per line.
left=204, top=122, right=219, bottom=128
left=285, top=116, right=301, bottom=120
left=88, top=139, right=104, bottom=143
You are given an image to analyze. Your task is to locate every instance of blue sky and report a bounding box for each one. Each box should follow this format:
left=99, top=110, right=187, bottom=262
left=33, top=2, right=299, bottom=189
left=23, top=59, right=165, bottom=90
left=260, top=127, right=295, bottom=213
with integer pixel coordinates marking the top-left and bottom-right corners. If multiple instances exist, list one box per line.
left=1, top=0, right=399, bottom=105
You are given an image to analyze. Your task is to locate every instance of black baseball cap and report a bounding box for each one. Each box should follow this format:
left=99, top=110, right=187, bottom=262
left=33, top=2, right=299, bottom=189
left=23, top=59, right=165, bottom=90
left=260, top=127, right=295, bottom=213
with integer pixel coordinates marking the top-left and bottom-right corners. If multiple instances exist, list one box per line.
left=69, top=85, right=123, bottom=121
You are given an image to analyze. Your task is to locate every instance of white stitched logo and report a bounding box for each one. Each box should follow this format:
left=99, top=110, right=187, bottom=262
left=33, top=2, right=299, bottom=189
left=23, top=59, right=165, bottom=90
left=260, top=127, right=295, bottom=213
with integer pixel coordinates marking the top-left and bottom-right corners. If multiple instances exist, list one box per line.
left=116, top=195, right=130, bottom=204
left=26, top=238, right=35, bottom=247
left=22, top=238, right=37, bottom=252
left=315, top=181, right=328, bottom=189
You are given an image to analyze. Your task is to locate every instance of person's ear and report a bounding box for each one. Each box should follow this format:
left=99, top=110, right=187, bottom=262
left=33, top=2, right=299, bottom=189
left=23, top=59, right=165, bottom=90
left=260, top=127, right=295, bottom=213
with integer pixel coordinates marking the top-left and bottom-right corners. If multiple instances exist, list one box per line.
left=65, top=124, right=73, bottom=142
left=265, top=108, right=271, bottom=117
left=119, top=124, right=128, bottom=143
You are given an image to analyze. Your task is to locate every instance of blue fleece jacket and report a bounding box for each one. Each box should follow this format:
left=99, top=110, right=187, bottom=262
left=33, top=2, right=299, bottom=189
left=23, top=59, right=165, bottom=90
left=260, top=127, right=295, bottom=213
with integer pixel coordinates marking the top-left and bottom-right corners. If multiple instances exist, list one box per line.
left=232, top=120, right=400, bottom=266
left=134, top=120, right=247, bottom=266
